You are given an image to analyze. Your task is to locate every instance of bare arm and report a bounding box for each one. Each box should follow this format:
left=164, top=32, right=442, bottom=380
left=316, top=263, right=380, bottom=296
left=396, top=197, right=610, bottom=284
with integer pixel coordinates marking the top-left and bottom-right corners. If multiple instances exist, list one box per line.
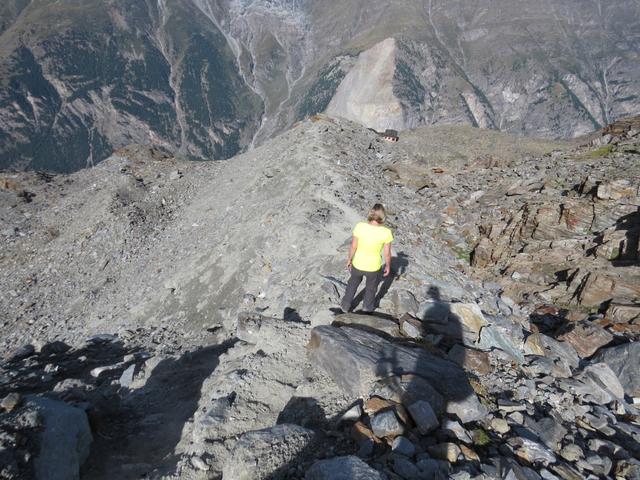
left=347, top=236, right=358, bottom=269
left=383, top=242, right=392, bottom=276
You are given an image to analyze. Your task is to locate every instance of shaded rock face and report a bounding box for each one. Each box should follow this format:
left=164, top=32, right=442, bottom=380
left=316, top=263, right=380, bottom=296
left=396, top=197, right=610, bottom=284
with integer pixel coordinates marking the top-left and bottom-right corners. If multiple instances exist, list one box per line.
left=28, top=396, right=93, bottom=480
left=0, top=0, right=262, bottom=172
left=2, top=0, right=640, bottom=171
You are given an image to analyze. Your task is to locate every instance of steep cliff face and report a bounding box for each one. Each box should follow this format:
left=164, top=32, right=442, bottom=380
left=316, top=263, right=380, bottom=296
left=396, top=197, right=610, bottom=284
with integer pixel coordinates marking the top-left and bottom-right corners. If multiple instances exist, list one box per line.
left=1, top=0, right=639, bottom=171
left=0, top=0, right=262, bottom=172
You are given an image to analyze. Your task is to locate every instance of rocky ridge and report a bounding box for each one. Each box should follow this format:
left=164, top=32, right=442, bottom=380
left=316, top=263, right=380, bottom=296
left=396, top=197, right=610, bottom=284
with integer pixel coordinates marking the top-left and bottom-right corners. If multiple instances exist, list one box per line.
left=1, top=116, right=639, bottom=479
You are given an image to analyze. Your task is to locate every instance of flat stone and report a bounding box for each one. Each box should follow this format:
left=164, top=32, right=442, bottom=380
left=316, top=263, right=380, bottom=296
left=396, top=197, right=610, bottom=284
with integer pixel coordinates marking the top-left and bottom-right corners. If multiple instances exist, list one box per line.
left=558, top=321, right=613, bottom=359
left=524, top=415, right=567, bottom=450
left=582, top=362, right=625, bottom=398
left=593, top=342, right=640, bottom=397
left=364, top=397, right=395, bottom=415
left=407, top=400, right=438, bottom=434
left=416, top=458, right=449, bottom=478
left=459, top=444, right=480, bottom=462
left=1, top=392, right=21, bottom=413
left=550, top=463, right=583, bottom=480
left=508, top=437, right=557, bottom=465
left=392, top=436, right=416, bottom=457
left=27, top=396, right=93, bottom=480
left=560, top=363, right=625, bottom=405
left=119, top=364, right=136, bottom=388
left=90, top=363, right=125, bottom=378
left=351, top=421, right=378, bottom=445
left=584, top=454, right=612, bottom=476
left=447, top=344, right=492, bottom=375
left=476, top=315, right=525, bottom=364
left=418, top=301, right=488, bottom=345
left=305, top=456, right=386, bottom=480
left=400, top=317, right=423, bottom=339
left=523, top=355, right=572, bottom=379
left=308, top=325, right=487, bottom=423
left=370, top=410, right=404, bottom=438
left=497, top=399, right=526, bottom=412
left=191, top=455, right=209, bottom=471
left=222, top=424, right=315, bottom=480
left=333, top=313, right=400, bottom=337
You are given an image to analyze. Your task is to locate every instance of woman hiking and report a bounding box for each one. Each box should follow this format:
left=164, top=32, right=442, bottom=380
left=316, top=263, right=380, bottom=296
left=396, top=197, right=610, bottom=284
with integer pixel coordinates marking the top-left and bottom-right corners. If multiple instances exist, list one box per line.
left=340, top=203, right=393, bottom=314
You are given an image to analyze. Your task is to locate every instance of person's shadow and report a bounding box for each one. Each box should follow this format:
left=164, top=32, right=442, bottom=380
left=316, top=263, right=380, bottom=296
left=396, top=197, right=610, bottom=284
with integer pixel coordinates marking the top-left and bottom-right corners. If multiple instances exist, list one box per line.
left=610, top=207, right=639, bottom=267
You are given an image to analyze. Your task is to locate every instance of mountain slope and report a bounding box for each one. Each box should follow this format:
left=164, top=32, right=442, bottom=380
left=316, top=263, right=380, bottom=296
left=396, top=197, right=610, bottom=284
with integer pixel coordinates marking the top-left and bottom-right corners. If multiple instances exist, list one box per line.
left=1, top=0, right=639, bottom=171
left=0, top=0, right=262, bottom=172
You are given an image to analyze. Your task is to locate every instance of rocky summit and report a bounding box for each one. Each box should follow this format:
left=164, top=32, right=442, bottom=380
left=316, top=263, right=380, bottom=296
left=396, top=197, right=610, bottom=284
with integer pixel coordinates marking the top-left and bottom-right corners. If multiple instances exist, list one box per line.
left=2, top=0, right=640, bottom=171
left=1, top=115, right=639, bottom=479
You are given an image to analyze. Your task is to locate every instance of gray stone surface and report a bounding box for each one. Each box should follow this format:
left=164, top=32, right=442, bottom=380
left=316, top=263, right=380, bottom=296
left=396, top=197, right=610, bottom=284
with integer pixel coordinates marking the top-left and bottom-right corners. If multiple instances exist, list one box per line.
left=222, top=424, right=315, bottom=480
left=407, top=400, right=439, bottom=434
left=28, top=396, right=92, bottom=480
left=305, top=456, right=387, bottom=480
left=593, top=342, right=640, bottom=397
left=308, top=325, right=487, bottom=423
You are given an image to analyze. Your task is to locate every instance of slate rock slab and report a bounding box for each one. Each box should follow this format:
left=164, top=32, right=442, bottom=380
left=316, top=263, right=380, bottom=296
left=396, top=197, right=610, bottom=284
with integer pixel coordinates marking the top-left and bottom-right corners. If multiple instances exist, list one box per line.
left=308, top=325, right=487, bottom=423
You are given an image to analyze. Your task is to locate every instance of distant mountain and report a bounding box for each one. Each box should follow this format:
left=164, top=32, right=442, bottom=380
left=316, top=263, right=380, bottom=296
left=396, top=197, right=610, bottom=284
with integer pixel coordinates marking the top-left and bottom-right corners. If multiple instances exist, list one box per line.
left=1, top=0, right=639, bottom=171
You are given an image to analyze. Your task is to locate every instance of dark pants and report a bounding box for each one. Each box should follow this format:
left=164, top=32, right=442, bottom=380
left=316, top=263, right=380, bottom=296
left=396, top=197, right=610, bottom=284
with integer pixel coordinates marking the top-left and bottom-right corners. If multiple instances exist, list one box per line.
left=341, top=266, right=381, bottom=313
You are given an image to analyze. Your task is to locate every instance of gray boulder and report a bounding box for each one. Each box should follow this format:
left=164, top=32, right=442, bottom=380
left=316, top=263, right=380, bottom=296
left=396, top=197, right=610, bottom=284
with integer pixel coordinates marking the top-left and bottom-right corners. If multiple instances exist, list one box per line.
left=593, top=342, right=640, bottom=397
left=28, top=396, right=92, bottom=480
left=305, top=456, right=387, bottom=480
left=407, top=400, right=439, bottom=434
left=308, top=325, right=487, bottom=423
left=222, top=424, right=315, bottom=480
left=559, top=363, right=624, bottom=405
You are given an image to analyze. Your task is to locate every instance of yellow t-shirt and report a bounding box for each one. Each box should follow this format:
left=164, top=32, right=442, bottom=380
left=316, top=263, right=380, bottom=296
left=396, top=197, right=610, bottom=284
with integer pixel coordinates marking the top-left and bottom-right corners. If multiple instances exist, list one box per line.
left=352, top=222, right=394, bottom=272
